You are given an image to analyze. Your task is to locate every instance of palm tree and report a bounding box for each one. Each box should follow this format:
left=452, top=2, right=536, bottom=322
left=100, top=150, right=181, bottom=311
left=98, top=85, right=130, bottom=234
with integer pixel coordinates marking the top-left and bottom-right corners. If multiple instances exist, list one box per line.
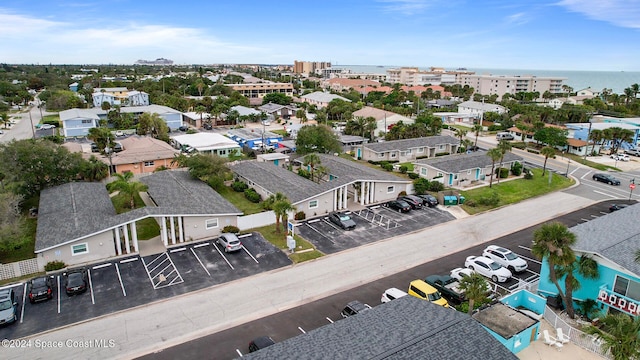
left=472, top=124, right=483, bottom=148
left=585, top=313, right=640, bottom=360
left=303, top=153, right=321, bottom=182
left=540, top=146, right=556, bottom=176
left=588, top=129, right=603, bottom=157
left=80, top=156, right=109, bottom=181
left=556, top=255, right=599, bottom=318
left=110, top=172, right=148, bottom=209
left=487, top=148, right=502, bottom=188
left=0, top=112, right=10, bottom=129
left=265, top=193, right=294, bottom=233
left=496, top=140, right=512, bottom=184
left=458, top=272, right=489, bottom=315
left=531, top=222, right=577, bottom=317
left=455, top=128, right=468, bottom=152
left=275, top=199, right=296, bottom=233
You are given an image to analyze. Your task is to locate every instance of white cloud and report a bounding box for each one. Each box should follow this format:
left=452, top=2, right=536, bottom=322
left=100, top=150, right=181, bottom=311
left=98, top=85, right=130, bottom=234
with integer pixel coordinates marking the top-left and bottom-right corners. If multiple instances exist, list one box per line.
left=505, top=12, right=528, bottom=26
left=376, top=0, right=433, bottom=15
left=556, top=0, right=640, bottom=29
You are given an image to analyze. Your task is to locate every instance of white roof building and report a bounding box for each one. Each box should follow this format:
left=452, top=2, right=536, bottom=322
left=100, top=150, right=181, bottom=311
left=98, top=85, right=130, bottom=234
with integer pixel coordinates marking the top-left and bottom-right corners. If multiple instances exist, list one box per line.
left=171, top=133, right=241, bottom=156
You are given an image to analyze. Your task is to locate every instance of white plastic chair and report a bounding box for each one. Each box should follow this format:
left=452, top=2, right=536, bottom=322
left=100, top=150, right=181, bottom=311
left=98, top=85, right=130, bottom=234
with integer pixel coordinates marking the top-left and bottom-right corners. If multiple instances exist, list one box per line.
left=543, top=330, right=563, bottom=350
left=556, top=328, right=570, bottom=344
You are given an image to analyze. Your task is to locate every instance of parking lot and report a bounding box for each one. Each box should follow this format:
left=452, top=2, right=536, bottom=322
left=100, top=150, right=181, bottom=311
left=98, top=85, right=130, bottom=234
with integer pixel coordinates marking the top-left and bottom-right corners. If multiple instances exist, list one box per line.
left=296, top=205, right=456, bottom=254
left=0, top=232, right=291, bottom=339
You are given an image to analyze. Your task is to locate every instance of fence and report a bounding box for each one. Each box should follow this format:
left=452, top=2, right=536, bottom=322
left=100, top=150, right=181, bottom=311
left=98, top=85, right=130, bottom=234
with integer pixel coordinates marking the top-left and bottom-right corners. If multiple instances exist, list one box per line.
left=543, top=305, right=611, bottom=358
left=237, top=211, right=276, bottom=231
left=0, top=258, right=42, bottom=281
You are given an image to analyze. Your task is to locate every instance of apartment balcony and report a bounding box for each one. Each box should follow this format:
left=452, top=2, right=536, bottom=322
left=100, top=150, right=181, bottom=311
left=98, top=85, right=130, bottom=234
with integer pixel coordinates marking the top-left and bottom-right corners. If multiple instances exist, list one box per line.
left=598, top=284, right=640, bottom=316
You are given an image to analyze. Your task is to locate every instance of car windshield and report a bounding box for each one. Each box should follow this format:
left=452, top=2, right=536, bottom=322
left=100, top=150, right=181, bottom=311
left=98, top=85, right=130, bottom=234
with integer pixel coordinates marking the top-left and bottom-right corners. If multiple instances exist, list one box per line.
left=504, top=252, right=518, bottom=260
left=428, top=292, right=442, bottom=301
left=68, top=273, right=83, bottom=283
left=339, top=215, right=351, bottom=221
left=33, top=278, right=47, bottom=286
left=397, top=201, right=409, bottom=207
left=0, top=299, right=12, bottom=311
left=488, top=261, right=502, bottom=270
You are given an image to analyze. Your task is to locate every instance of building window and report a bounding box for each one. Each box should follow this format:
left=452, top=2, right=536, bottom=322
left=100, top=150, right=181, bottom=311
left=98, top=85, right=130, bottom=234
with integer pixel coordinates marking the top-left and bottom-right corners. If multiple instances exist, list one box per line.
left=390, top=152, right=397, bottom=158
left=71, top=243, right=88, bottom=256
left=439, top=145, right=444, bottom=150
left=144, top=161, right=155, bottom=167
left=614, top=276, right=640, bottom=301
left=219, top=149, right=226, bottom=155
left=417, top=147, right=424, bottom=153
left=379, top=153, right=385, bottom=158
left=420, top=168, right=427, bottom=175
left=309, top=200, right=318, bottom=209
left=387, top=186, right=395, bottom=193
left=205, top=218, right=219, bottom=229
left=81, top=119, right=92, bottom=124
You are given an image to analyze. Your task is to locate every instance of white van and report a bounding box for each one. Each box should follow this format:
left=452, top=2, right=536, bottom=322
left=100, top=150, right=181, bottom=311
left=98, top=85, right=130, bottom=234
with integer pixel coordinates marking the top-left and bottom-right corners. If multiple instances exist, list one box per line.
left=496, top=132, right=514, bottom=141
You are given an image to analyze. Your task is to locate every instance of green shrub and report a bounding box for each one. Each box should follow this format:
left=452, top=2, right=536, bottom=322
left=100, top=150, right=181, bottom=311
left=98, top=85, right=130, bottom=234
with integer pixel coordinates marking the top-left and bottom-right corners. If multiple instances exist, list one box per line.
left=523, top=170, right=533, bottom=179
left=382, top=163, right=394, bottom=171
left=511, top=161, right=523, bottom=176
left=428, top=181, right=444, bottom=192
left=497, top=168, right=509, bottom=178
left=231, top=180, right=248, bottom=192
left=408, top=173, right=419, bottom=179
left=487, top=124, right=502, bottom=131
left=45, top=261, right=66, bottom=271
left=414, top=178, right=430, bottom=194
left=244, top=188, right=261, bottom=203
left=399, top=165, right=408, bottom=174
left=294, top=211, right=306, bottom=220
left=477, top=192, right=500, bottom=206
left=297, top=168, right=311, bottom=179
left=222, top=225, right=240, bottom=233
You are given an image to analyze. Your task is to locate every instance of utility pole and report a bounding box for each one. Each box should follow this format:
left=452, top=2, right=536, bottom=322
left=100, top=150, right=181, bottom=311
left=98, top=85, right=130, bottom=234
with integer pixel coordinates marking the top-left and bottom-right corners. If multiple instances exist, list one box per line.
left=28, top=109, right=35, bottom=139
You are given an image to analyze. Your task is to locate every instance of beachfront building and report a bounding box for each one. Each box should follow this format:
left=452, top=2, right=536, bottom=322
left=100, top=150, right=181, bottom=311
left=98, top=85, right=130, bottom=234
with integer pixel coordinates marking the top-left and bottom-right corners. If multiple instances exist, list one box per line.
left=457, top=74, right=566, bottom=100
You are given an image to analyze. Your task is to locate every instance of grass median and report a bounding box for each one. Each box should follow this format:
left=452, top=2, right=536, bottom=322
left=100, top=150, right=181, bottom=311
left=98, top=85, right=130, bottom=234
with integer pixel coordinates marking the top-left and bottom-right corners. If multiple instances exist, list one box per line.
left=244, top=224, right=323, bottom=263
left=460, top=168, right=575, bottom=215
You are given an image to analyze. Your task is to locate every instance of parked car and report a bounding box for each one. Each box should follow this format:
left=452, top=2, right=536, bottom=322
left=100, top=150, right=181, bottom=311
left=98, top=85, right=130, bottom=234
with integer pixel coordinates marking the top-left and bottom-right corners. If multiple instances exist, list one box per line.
left=0, top=288, right=18, bottom=326
left=624, top=149, right=640, bottom=157
left=340, top=300, right=371, bottom=318
left=28, top=276, right=54, bottom=303
left=202, top=123, right=212, bottom=130
left=464, top=256, right=512, bottom=283
left=449, top=267, right=475, bottom=281
left=610, top=153, right=630, bottom=162
left=114, top=130, right=124, bottom=137
left=482, top=245, right=528, bottom=273
left=90, top=142, right=99, bottom=152
left=496, top=132, right=514, bottom=140
left=424, top=274, right=466, bottom=304
left=398, top=195, right=424, bottom=209
left=217, top=233, right=243, bottom=253
left=178, top=125, right=189, bottom=131
left=328, top=211, right=357, bottom=230
left=609, top=204, right=630, bottom=212
left=248, top=336, right=276, bottom=352
left=39, top=124, right=55, bottom=130
left=386, top=199, right=411, bottom=213
left=418, top=194, right=438, bottom=207
left=592, top=173, right=621, bottom=185
left=381, top=287, right=408, bottom=303
left=407, top=280, right=449, bottom=308
left=63, top=268, right=88, bottom=296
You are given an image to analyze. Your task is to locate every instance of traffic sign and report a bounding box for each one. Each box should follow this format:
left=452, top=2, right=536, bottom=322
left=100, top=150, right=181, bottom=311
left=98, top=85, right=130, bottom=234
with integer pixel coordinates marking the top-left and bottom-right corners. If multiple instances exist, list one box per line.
left=631, top=183, right=636, bottom=190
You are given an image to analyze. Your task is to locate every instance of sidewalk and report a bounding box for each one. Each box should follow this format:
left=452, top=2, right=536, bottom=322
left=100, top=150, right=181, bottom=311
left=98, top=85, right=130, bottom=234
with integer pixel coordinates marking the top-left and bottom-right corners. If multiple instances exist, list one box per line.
left=4, top=192, right=596, bottom=360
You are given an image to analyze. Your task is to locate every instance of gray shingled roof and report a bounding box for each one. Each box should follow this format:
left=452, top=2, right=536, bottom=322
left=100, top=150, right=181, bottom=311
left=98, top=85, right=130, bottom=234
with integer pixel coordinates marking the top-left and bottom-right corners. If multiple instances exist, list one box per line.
left=35, top=171, right=240, bottom=252
left=364, top=136, right=460, bottom=153
left=571, top=203, right=640, bottom=276
left=414, top=152, right=523, bottom=173
left=231, top=155, right=410, bottom=205
left=242, top=296, right=517, bottom=360
left=140, top=170, right=241, bottom=215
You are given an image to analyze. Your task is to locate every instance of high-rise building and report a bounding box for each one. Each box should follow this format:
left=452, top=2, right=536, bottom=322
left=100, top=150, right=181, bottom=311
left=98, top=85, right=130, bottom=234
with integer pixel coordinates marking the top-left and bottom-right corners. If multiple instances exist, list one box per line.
left=294, top=61, right=331, bottom=75
left=457, top=74, right=566, bottom=100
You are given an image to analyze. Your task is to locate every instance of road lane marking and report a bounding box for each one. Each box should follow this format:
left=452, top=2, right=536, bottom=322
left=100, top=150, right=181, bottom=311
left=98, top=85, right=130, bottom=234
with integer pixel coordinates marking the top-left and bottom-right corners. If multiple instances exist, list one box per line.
left=57, top=276, right=61, bottom=314
left=211, top=242, right=234, bottom=270
left=236, top=349, right=243, bottom=357
left=238, top=234, right=252, bottom=238
left=326, top=317, right=334, bottom=323
left=170, top=247, right=186, bottom=253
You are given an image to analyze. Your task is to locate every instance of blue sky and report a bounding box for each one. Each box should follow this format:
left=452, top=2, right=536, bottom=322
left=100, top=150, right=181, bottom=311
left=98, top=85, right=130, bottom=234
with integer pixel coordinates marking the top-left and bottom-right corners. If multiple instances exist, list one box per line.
left=1, top=0, right=639, bottom=71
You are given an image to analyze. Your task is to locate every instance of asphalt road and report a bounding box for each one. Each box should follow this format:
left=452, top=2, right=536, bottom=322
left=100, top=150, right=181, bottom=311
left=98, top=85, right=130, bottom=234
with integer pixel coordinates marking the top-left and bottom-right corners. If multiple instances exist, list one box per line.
left=140, top=200, right=635, bottom=360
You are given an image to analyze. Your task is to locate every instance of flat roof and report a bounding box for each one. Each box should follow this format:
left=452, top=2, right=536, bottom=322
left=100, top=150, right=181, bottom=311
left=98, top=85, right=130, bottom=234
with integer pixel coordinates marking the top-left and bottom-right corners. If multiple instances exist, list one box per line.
left=171, top=133, right=240, bottom=150
left=473, top=302, right=538, bottom=339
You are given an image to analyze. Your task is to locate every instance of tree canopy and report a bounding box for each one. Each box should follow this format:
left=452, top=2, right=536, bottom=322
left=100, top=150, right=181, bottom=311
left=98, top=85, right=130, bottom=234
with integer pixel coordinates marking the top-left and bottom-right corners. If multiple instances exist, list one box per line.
left=171, top=153, right=230, bottom=190
left=295, top=125, right=342, bottom=155
left=137, top=112, right=170, bottom=142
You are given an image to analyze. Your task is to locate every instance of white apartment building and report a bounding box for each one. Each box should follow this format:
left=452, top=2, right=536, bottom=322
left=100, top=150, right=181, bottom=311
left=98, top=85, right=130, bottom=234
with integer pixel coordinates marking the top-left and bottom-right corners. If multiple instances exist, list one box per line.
left=457, top=74, right=566, bottom=100
left=386, top=67, right=471, bottom=86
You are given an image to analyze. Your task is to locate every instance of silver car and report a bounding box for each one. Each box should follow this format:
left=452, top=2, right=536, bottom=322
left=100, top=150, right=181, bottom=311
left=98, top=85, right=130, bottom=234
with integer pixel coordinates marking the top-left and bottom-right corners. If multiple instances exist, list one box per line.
left=217, top=233, right=242, bottom=253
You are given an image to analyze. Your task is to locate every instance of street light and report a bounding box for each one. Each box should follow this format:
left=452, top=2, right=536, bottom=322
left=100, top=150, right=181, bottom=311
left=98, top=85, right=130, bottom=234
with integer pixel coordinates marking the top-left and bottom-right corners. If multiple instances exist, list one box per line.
left=565, top=158, right=571, bottom=178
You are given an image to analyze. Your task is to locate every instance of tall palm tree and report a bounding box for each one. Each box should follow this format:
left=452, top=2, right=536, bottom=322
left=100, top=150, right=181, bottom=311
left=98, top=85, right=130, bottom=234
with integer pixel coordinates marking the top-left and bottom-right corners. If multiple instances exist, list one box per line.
left=540, top=146, right=556, bottom=176
left=585, top=313, right=640, bottom=360
left=110, top=172, right=148, bottom=209
left=531, top=222, right=577, bottom=317
left=588, top=129, right=603, bottom=157
left=556, top=255, right=599, bottom=318
left=458, top=272, right=489, bottom=315
left=487, top=148, right=502, bottom=188
left=472, top=124, right=483, bottom=148
left=0, top=112, right=10, bottom=129
left=276, top=199, right=296, bottom=233
left=265, top=192, right=294, bottom=233
left=303, top=153, right=321, bottom=182
left=496, top=140, right=512, bottom=184
left=455, top=128, right=468, bottom=152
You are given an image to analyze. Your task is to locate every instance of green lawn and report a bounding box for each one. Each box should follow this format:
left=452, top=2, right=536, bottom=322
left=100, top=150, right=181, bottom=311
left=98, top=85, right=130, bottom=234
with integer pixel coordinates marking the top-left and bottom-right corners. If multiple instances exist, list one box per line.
left=245, top=224, right=323, bottom=263
left=460, top=168, right=574, bottom=215
left=0, top=218, right=37, bottom=263
left=111, top=192, right=160, bottom=239
left=271, top=129, right=288, bottom=137
left=217, top=185, right=265, bottom=215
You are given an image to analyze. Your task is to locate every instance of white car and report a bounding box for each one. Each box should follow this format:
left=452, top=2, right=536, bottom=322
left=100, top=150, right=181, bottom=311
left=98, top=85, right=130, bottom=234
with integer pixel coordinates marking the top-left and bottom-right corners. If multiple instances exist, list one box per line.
left=381, top=287, right=408, bottom=303
left=449, top=267, right=475, bottom=281
left=115, top=130, right=124, bottom=137
left=464, top=256, right=512, bottom=283
left=610, top=153, right=630, bottom=162
left=482, top=245, right=528, bottom=273
left=39, top=124, right=55, bottom=130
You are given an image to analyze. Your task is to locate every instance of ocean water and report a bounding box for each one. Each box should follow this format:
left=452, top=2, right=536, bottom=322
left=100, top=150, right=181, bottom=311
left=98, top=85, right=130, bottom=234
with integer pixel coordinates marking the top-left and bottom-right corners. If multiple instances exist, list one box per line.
left=332, top=65, right=640, bottom=95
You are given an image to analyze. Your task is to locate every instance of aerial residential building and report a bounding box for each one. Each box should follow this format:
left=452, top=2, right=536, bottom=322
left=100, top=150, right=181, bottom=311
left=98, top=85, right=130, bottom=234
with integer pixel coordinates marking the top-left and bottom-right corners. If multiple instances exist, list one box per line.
left=100, top=136, right=180, bottom=174
left=171, top=133, right=241, bottom=156
left=227, top=82, right=295, bottom=101
left=352, top=106, right=414, bottom=136
left=386, top=67, right=472, bottom=86
left=293, top=60, right=331, bottom=75
left=360, top=136, right=460, bottom=162
left=92, top=87, right=150, bottom=108
left=300, top=91, right=351, bottom=108
left=457, top=100, right=507, bottom=117
left=457, top=74, right=566, bottom=100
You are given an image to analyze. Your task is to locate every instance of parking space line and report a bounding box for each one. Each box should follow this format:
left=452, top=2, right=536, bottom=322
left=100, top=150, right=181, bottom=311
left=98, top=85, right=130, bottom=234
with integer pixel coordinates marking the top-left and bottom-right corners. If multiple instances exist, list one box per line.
left=322, top=218, right=342, bottom=231
left=93, top=263, right=112, bottom=270
left=120, top=258, right=138, bottom=264
left=308, top=219, right=320, bottom=224
left=20, top=284, right=26, bottom=323
left=190, top=248, right=211, bottom=276
left=149, top=256, right=170, bottom=274
left=170, top=247, right=187, bottom=253
left=238, top=234, right=252, bottom=239
left=326, top=317, right=334, bottom=324
left=57, top=276, right=61, bottom=314
left=590, top=214, right=600, bottom=218
left=242, top=246, right=259, bottom=264
left=193, top=243, right=209, bottom=249
left=140, top=257, right=157, bottom=289
left=115, top=263, right=126, bottom=297
left=235, top=349, right=243, bottom=357
left=211, top=243, right=235, bottom=270
left=298, top=327, right=306, bottom=334
left=305, top=222, right=334, bottom=243
left=88, top=269, right=95, bottom=305
left=580, top=218, right=590, bottom=222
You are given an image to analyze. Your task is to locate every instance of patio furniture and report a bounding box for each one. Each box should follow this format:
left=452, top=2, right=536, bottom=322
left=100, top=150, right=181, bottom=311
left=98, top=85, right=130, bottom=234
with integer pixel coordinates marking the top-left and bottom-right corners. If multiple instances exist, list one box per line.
left=543, top=330, right=564, bottom=350
left=556, top=328, right=570, bottom=344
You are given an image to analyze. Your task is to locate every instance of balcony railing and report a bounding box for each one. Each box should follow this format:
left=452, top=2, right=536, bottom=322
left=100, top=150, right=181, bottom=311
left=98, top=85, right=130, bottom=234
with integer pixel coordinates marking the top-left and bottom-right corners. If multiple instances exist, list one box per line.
left=597, top=285, right=640, bottom=316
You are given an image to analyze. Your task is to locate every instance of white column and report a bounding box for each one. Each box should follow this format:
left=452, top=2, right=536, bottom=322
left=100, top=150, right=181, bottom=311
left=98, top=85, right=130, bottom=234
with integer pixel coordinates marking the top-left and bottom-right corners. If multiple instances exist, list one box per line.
left=161, top=216, right=168, bottom=246
left=343, top=185, right=348, bottom=209
left=360, top=181, right=365, bottom=205
left=169, top=217, right=176, bottom=245
left=369, top=182, right=374, bottom=203
left=178, top=217, right=184, bottom=243
left=338, top=187, right=343, bottom=209
left=114, top=228, right=122, bottom=256
left=123, top=224, right=131, bottom=254
left=131, top=222, right=139, bottom=252
left=332, top=190, right=337, bottom=211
